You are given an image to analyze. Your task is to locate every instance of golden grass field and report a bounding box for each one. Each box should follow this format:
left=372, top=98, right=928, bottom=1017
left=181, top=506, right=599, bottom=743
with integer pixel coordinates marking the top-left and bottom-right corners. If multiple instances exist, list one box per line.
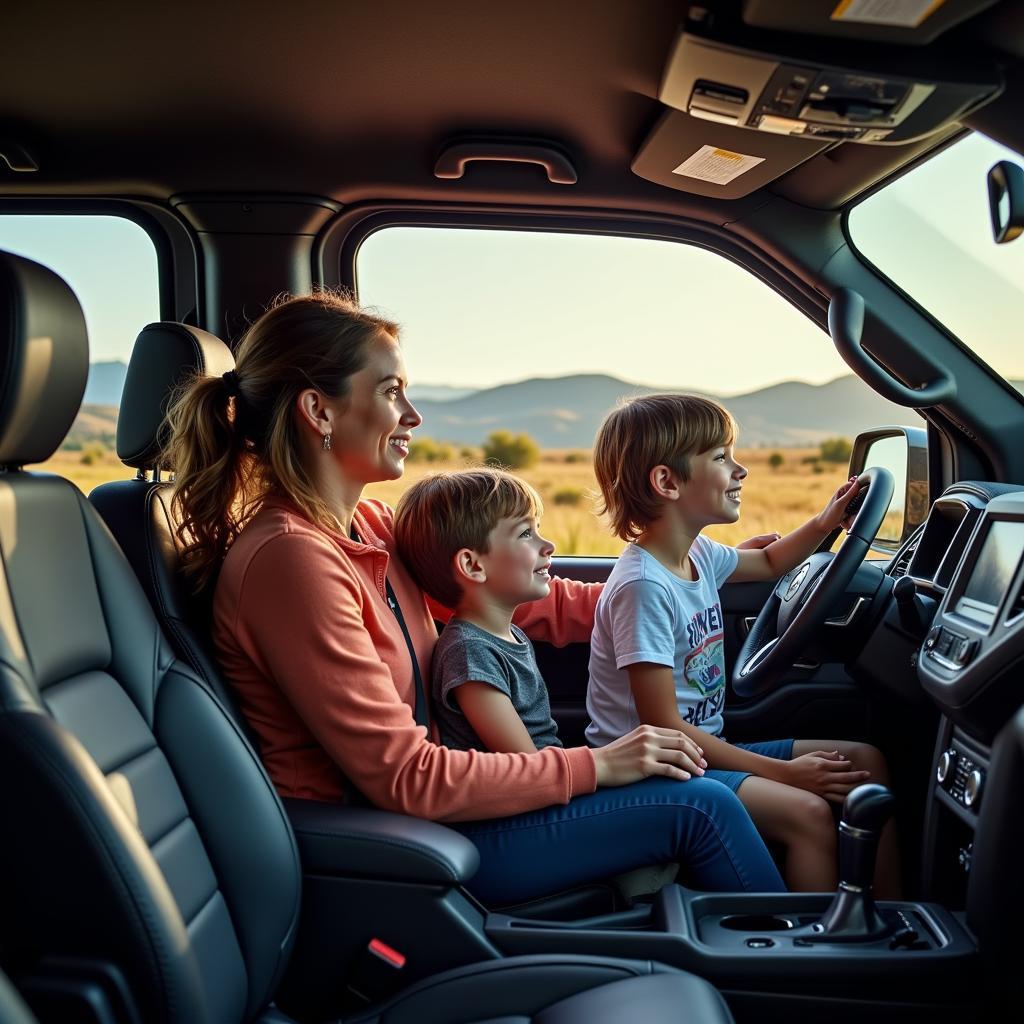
left=36, top=446, right=855, bottom=556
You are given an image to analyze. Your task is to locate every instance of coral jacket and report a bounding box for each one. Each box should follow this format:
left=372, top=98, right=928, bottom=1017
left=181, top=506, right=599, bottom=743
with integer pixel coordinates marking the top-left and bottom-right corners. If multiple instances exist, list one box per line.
left=213, top=496, right=599, bottom=821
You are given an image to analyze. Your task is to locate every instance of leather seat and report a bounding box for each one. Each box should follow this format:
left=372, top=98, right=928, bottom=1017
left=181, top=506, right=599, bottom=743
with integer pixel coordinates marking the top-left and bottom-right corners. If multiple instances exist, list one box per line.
left=0, top=250, right=733, bottom=1024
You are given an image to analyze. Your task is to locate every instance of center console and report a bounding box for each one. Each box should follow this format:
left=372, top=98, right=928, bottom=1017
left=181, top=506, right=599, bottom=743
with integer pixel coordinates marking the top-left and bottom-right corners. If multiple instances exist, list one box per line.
left=274, top=783, right=979, bottom=1024
left=488, top=785, right=978, bottom=1022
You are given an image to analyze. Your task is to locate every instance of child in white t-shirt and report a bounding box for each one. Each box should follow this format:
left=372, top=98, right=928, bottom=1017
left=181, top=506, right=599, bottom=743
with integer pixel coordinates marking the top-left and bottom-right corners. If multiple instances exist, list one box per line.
left=587, top=393, right=899, bottom=895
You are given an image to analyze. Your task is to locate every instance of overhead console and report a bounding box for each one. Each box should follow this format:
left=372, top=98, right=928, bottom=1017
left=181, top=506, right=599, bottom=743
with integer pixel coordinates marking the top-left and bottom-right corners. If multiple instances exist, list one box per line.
left=660, top=30, right=999, bottom=146
left=633, top=5, right=1001, bottom=199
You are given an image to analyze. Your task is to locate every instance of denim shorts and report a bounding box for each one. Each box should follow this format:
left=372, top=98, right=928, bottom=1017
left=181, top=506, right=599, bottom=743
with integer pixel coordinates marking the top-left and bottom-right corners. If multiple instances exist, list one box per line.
left=704, top=738, right=795, bottom=793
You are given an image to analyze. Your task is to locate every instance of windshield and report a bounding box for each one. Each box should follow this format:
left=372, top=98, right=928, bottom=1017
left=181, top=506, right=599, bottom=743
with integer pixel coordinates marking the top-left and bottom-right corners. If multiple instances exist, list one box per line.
left=848, top=132, right=1024, bottom=393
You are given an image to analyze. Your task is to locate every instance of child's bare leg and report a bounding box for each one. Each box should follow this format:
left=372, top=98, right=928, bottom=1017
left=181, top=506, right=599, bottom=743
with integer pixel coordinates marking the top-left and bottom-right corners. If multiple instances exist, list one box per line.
left=735, top=777, right=837, bottom=892
left=792, top=739, right=901, bottom=899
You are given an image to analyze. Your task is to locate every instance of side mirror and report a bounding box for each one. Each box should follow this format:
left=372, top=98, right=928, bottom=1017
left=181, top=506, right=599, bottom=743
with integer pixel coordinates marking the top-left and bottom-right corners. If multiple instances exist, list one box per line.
left=848, top=426, right=928, bottom=551
left=988, top=160, right=1024, bottom=245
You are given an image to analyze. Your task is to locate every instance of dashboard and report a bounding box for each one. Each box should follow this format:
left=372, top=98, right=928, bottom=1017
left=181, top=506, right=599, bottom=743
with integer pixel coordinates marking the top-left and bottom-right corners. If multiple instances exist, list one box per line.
left=870, top=482, right=1024, bottom=890
left=893, top=484, right=1024, bottom=738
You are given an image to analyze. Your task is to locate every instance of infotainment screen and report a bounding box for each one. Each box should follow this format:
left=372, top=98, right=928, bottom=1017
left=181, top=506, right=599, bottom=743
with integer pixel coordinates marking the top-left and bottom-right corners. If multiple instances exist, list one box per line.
left=955, top=520, right=1024, bottom=628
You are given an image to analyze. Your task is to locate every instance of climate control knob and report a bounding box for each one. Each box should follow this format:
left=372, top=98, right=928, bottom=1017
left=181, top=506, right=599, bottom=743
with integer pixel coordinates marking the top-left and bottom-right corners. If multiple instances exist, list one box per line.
left=937, top=749, right=956, bottom=785
left=964, top=769, right=983, bottom=808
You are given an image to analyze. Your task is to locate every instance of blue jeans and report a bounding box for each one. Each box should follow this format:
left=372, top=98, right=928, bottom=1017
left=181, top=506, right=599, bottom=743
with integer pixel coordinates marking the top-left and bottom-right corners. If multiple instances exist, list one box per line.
left=705, top=739, right=796, bottom=793
left=453, top=776, right=786, bottom=906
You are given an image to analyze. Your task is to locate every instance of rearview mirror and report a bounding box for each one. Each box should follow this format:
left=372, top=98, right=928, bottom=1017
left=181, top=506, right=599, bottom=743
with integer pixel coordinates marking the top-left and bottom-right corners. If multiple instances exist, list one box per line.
left=988, top=160, right=1024, bottom=245
left=849, top=427, right=928, bottom=550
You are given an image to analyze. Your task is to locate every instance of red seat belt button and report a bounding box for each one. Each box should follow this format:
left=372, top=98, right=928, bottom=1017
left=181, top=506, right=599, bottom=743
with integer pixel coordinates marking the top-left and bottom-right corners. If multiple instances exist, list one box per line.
left=368, top=938, right=406, bottom=970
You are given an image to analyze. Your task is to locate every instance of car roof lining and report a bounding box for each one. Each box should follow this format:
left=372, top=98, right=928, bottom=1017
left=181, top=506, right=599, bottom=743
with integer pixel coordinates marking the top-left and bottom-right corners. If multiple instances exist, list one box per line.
left=1, top=1, right=1022, bottom=216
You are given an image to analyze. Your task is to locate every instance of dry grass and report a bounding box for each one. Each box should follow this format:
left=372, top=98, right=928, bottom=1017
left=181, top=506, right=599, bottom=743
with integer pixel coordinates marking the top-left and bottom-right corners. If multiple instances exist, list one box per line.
left=366, top=447, right=849, bottom=555
left=33, top=447, right=855, bottom=556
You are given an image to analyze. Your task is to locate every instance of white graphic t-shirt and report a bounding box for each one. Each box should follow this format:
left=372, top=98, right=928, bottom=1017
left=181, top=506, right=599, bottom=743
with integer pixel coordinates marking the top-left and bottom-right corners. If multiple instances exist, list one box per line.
left=586, top=537, right=738, bottom=746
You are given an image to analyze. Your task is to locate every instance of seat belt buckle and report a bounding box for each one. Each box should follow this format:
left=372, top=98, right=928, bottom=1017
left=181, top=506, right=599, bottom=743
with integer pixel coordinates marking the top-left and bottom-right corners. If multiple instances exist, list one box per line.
left=346, top=937, right=407, bottom=1005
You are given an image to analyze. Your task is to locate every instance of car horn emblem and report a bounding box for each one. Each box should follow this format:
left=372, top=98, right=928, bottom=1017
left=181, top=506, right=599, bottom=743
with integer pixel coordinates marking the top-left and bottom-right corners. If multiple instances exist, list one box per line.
left=785, top=564, right=810, bottom=600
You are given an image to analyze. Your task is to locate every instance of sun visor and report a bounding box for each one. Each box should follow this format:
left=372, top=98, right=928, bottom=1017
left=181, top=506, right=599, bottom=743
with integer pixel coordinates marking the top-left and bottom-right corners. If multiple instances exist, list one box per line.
left=632, top=110, right=827, bottom=200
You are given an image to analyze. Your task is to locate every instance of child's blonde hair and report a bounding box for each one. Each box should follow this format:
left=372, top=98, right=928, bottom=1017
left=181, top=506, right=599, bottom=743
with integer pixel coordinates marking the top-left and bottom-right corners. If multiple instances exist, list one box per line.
left=394, top=468, right=544, bottom=608
left=594, top=393, right=736, bottom=541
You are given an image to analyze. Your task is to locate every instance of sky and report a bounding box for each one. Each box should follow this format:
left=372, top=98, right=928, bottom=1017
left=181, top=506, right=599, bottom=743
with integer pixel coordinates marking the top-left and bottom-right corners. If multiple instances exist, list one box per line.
left=0, top=131, right=1020, bottom=396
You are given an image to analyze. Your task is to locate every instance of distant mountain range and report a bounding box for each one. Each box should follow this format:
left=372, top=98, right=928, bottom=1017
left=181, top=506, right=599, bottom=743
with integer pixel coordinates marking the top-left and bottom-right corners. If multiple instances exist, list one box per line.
left=81, top=361, right=1024, bottom=448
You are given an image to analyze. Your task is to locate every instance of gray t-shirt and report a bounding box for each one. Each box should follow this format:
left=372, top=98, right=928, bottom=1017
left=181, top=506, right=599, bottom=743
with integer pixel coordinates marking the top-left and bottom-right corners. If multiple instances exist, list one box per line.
left=432, top=618, right=562, bottom=752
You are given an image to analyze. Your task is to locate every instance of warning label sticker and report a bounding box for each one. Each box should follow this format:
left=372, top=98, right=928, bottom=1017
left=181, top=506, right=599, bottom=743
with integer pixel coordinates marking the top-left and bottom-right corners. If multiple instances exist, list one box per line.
left=672, top=146, right=765, bottom=186
left=830, top=0, right=945, bottom=28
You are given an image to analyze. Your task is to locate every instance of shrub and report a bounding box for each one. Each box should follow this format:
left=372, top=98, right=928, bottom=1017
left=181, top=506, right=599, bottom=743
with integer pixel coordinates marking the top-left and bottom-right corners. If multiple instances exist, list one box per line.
left=819, top=437, right=853, bottom=464
left=482, top=430, right=540, bottom=470
left=553, top=486, right=585, bottom=507
left=563, top=450, right=589, bottom=464
left=812, top=463, right=824, bottom=474
left=80, top=441, right=108, bottom=466
left=768, top=452, right=784, bottom=471
left=407, top=437, right=454, bottom=463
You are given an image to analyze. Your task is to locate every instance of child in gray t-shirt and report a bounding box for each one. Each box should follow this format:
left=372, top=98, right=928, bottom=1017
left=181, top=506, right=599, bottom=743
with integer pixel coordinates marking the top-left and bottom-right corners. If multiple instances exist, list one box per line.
left=394, top=467, right=571, bottom=754
left=432, top=619, right=561, bottom=751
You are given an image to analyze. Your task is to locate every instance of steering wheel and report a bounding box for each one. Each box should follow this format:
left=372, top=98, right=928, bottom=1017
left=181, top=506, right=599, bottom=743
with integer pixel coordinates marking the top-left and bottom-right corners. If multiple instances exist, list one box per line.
left=731, top=466, right=895, bottom=697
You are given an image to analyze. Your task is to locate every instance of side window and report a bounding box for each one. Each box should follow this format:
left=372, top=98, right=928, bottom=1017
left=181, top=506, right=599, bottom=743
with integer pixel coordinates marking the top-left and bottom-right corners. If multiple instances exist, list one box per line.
left=0, top=215, right=160, bottom=488
left=356, top=227, right=917, bottom=554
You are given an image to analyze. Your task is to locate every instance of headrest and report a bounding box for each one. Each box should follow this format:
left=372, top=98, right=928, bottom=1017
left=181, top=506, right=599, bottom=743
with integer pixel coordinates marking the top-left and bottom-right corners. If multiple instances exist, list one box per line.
left=0, top=252, right=89, bottom=467
left=116, top=322, right=235, bottom=470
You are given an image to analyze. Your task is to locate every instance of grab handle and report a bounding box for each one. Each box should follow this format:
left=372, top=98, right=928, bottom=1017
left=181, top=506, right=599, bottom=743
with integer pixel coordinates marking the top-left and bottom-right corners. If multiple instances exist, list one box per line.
left=828, top=288, right=956, bottom=407
left=434, top=140, right=577, bottom=184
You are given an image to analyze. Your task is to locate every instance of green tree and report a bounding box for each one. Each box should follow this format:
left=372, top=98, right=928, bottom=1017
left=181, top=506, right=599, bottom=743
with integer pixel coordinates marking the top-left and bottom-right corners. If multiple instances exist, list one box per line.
left=819, top=437, right=853, bottom=464
left=482, top=430, right=540, bottom=470
left=768, top=451, right=784, bottom=471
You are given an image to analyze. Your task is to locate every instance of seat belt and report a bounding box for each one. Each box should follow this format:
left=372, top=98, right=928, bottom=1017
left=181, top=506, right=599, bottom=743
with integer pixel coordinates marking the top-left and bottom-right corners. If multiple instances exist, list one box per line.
left=352, top=527, right=429, bottom=728
left=384, top=577, right=429, bottom=729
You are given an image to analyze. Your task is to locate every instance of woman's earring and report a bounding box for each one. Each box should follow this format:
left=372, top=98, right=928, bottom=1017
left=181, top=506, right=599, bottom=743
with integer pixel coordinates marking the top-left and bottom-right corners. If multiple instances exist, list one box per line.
left=322, top=432, right=333, bottom=452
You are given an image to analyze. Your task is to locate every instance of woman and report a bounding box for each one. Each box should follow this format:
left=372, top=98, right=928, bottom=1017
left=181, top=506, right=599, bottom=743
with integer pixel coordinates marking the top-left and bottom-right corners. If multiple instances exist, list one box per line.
left=166, top=291, right=785, bottom=905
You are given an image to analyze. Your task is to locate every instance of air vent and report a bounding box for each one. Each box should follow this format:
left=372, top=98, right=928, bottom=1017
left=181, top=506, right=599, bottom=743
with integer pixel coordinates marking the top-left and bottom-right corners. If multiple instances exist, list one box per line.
left=1007, top=581, right=1024, bottom=624
left=890, top=534, right=920, bottom=579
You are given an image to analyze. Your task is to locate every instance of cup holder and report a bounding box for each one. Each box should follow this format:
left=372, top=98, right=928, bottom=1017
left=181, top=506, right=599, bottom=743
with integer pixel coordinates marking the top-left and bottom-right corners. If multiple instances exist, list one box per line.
left=719, top=914, right=795, bottom=932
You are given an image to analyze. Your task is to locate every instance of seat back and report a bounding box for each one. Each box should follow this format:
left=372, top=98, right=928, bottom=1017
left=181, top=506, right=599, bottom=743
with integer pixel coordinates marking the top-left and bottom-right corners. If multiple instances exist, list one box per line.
left=90, top=322, right=241, bottom=722
left=0, top=253, right=301, bottom=1024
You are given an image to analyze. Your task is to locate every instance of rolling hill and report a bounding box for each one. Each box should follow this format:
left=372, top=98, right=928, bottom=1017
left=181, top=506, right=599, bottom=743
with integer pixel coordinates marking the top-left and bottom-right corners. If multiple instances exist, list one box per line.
left=75, top=362, right=1024, bottom=450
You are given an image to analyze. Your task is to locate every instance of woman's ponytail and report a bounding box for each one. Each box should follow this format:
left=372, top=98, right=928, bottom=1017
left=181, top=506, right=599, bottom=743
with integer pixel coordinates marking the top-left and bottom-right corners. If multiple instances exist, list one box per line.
left=165, top=373, right=255, bottom=592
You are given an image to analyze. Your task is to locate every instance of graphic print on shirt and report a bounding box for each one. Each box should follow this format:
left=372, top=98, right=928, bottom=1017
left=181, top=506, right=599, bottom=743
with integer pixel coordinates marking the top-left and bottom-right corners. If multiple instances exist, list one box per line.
left=682, top=603, right=726, bottom=727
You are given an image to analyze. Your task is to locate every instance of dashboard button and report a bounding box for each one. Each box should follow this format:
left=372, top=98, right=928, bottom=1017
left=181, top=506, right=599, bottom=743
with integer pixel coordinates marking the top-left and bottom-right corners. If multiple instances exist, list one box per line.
left=964, top=770, right=983, bottom=809
left=936, top=749, right=956, bottom=785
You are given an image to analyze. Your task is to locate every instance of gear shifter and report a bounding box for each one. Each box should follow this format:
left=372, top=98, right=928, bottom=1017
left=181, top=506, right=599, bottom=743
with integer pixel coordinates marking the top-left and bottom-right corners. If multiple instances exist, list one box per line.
left=810, top=783, right=895, bottom=942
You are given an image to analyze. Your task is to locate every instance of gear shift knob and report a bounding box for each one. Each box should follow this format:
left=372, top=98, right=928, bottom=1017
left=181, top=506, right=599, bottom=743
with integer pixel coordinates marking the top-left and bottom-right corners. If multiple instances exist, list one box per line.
left=842, top=782, right=896, bottom=833
left=812, top=783, right=895, bottom=941
left=838, top=783, right=896, bottom=891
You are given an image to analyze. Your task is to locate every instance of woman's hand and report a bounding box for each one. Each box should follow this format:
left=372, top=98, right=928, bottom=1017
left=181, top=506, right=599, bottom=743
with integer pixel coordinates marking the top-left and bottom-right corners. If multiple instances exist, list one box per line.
left=592, top=725, right=707, bottom=787
left=779, top=750, right=871, bottom=803
left=813, top=476, right=864, bottom=534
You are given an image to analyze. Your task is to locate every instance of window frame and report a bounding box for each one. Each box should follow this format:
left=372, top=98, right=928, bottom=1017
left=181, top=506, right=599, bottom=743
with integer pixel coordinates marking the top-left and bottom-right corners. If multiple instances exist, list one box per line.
left=0, top=198, right=200, bottom=327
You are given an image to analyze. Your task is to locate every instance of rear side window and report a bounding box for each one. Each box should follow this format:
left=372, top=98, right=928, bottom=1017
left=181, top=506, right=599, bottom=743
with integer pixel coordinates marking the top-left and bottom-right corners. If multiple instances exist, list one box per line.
left=0, top=215, right=160, bottom=485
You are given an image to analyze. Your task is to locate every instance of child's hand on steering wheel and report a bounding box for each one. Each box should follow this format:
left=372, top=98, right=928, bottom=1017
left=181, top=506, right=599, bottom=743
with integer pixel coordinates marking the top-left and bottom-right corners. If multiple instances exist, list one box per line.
left=814, top=476, right=864, bottom=534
